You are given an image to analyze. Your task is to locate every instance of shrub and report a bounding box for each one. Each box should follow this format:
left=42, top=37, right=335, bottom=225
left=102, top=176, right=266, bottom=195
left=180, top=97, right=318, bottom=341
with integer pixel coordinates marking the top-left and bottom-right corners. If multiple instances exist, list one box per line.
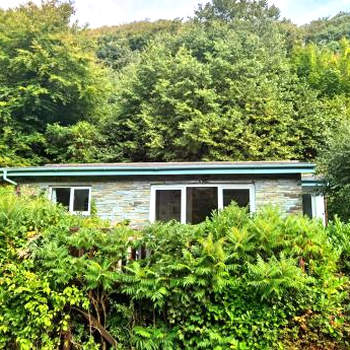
left=127, top=206, right=349, bottom=349
left=0, top=187, right=349, bottom=349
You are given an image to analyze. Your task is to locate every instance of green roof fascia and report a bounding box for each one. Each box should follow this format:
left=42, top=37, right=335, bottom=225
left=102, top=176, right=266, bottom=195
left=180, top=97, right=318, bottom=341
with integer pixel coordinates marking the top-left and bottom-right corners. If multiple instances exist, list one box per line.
left=0, top=164, right=315, bottom=178
left=301, top=179, right=324, bottom=187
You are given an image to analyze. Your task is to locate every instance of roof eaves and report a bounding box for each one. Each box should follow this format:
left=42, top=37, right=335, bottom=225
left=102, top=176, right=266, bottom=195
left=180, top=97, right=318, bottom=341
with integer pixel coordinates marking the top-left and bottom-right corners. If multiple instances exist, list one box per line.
left=0, top=163, right=316, bottom=177
left=301, top=179, right=325, bottom=187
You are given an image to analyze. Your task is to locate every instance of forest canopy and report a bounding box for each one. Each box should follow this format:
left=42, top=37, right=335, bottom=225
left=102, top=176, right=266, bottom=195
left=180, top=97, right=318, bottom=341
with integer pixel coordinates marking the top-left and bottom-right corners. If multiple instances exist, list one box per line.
left=1, top=0, right=350, bottom=166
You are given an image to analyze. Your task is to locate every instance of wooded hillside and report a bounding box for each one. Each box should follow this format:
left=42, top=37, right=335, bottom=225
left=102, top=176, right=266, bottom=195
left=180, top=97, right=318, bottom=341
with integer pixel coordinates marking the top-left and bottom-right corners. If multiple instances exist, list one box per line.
left=2, top=0, right=350, bottom=166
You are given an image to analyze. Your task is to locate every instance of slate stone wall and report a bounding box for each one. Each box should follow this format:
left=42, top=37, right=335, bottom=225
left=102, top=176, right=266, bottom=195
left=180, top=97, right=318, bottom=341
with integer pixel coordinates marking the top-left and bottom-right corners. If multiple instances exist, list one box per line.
left=255, top=178, right=302, bottom=215
left=20, top=174, right=302, bottom=228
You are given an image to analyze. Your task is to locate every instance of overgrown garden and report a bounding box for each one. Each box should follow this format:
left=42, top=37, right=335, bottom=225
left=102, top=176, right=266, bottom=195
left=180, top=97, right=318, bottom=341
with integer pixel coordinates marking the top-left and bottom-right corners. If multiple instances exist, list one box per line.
left=1, top=186, right=350, bottom=349
left=3, top=1, right=350, bottom=348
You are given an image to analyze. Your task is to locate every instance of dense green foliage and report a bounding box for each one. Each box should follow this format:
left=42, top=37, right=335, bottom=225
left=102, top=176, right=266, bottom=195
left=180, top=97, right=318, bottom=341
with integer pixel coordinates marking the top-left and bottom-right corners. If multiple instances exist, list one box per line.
left=3, top=1, right=350, bottom=348
left=2, top=0, right=350, bottom=165
left=104, top=21, right=338, bottom=161
left=302, top=12, right=350, bottom=46
left=0, top=1, right=111, bottom=166
left=91, top=20, right=182, bottom=71
left=293, top=38, right=350, bottom=97
left=317, top=124, right=350, bottom=221
left=1, top=186, right=350, bottom=349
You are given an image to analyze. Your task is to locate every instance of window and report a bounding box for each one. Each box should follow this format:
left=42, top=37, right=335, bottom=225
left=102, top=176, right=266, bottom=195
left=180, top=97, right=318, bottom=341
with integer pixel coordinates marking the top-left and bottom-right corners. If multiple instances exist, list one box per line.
left=302, top=193, right=326, bottom=225
left=186, top=187, right=218, bottom=224
left=222, top=189, right=250, bottom=209
left=50, top=187, right=91, bottom=215
left=73, top=189, right=90, bottom=212
left=150, top=184, right=255, bottom=224
left=302, top=194, right=312, bottom=218
left=156, top=189, right=181, bottom=222
left=53, top=188, right=70, bottom=210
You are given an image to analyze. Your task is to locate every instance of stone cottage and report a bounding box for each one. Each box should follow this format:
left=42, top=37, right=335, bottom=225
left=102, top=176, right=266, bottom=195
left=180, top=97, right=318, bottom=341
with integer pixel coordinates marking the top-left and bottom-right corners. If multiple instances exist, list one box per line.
left=0, top=161, right=325, bottom=227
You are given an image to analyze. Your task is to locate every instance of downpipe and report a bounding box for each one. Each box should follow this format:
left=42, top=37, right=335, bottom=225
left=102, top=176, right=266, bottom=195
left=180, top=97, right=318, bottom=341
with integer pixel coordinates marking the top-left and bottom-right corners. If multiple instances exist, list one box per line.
left=2, top=169, right=17, bottom=186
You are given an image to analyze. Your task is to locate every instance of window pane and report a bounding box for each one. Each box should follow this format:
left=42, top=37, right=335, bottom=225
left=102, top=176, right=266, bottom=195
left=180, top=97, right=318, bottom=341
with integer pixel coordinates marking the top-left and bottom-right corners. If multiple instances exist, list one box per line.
left=223, top=189, right=250, bottom=209
left=302, top=194, right=312, bottom=218
left=52, top=188, right=70, bottom=209
left=156, top=190, right=181, bottom=222
left=187, top=187, right=218, bottom=224
left=73, top=189, right=90, bottom=212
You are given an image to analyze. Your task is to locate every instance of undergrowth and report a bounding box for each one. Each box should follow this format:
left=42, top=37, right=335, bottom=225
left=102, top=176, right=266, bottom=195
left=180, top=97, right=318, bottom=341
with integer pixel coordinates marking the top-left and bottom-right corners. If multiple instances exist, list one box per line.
left=0, top=186, right=349, bottom=349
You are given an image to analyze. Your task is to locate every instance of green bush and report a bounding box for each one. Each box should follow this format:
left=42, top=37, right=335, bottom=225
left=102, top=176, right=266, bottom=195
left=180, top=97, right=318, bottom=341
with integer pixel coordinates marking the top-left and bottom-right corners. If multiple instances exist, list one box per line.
left=0, top=186, right=349, bottom=349
left=130, top=206, right=348, bottom=349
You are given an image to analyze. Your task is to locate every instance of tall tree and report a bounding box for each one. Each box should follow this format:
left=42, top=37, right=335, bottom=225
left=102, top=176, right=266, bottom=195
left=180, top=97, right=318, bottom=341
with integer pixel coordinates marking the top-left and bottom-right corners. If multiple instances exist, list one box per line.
left=292, top=38, right=350, bottom=97
left=45, top=121, right=109, bottom=163
left=302, top=12, right=350, bottom=46
left=317, top=124, right=350, bottom=221
left=103, top=18, right=337, bottom=162
left=195, top=0, right=280, bottom=24
left=0, top=1, right=110, bottom=166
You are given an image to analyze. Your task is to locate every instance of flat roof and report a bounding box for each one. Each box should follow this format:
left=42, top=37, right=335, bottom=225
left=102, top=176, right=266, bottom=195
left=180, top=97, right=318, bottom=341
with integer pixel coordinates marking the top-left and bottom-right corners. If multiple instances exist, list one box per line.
left=41, top=161, right=308, bottom=168
left=0, top=161, right=315, bottom=178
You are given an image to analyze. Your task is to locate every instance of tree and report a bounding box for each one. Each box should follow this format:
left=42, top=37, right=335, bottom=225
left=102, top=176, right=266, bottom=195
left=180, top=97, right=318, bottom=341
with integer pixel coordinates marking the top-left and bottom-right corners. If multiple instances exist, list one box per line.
left=92, top=20, right=182, bottom=71
left=0, top=1, right=111, bottom=166
left=1, top=0, right=349, bottom=167
left=195, top=0, right=280, bottom=24
left=45, top=121, right=110, bottom=163
left=292, top=38, right=350, bottom=97
left=302, top=12, right=350, bottom=46
left=317, top=123, right=350, bottom=221
left=103, top=20, right=338, bottom=162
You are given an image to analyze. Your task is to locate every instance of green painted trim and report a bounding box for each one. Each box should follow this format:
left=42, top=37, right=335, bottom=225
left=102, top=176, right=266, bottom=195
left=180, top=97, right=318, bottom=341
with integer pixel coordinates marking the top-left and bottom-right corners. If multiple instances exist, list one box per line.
left=0, top=163, right=315, bottom=179
left=302, top=180, right=324, bottom=187
left=0, top=163, right=315, bottom=172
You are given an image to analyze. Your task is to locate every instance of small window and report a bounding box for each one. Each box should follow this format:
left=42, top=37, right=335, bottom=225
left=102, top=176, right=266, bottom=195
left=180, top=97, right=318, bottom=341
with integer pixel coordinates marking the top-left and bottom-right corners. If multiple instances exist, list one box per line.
left=52, top=188, right=70, bottom=210
left=223, top=189, right=250, bottom=209
left=73, top=189, right=90, bottom=212
left=51, top=187, right=91, bottom=215
left=302, top=194, right=312, bottom=218
left=302, top=194, right=326, bottom=225
left=186, top=187, right=218, bottom=224
left=156, top=189, right=181, bottom=222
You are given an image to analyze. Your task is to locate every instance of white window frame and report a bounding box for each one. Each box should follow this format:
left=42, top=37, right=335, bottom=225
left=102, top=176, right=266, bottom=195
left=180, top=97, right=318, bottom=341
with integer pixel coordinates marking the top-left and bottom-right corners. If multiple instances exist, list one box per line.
left=150, top=185, right=185, bottom=224
left=311, top=194, right=326, bottom=226
left=150, top=184, right=255, bottom=224
left=49, top=186, right=92, bottom=216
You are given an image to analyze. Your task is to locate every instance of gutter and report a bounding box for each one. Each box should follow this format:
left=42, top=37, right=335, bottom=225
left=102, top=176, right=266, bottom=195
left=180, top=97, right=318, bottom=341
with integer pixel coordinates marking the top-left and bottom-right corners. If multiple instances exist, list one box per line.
left=3, top=168, right=315, bottom=177
left=5, top=163, right=316, bottom=172
left=301, top=179, right=325, bottom=187
left=2, top=169, right=17, bottom=186
left=2, top=164, right=316, bottom=178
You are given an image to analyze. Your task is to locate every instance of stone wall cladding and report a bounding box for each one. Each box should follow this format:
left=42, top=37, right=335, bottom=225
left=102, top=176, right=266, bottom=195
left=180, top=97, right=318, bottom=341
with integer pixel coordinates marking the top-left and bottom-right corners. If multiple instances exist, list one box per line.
left=92, top=181, right=150, bottom=226
left=255, top=178, right=302, bottom=215
left=21, top=174, right=302, bottom=227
